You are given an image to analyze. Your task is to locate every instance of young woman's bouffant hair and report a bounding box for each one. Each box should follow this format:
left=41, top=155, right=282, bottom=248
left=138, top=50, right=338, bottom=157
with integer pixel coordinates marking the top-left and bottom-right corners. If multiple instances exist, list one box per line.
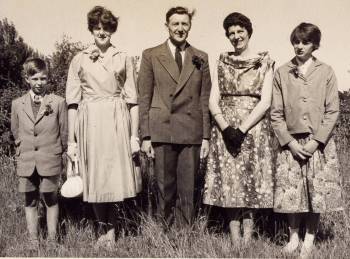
left=290, top=22, right=321, bottom=50
left=87, top=6, right=119, bottom=33
left=223, top=12, right=253, bottom=38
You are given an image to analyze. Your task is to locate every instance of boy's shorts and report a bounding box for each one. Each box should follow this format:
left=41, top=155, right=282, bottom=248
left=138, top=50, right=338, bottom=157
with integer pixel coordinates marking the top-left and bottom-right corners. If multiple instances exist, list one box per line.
left=18, top=168, right=59, bottom=193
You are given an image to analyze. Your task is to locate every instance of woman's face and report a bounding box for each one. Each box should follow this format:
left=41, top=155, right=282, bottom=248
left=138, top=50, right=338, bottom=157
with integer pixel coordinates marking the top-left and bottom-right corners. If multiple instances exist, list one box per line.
left=293, top=39, right=314, bottom=61
left=227, top=25, right=250, bottom=54
left=92, top=22, right=112, bottom=48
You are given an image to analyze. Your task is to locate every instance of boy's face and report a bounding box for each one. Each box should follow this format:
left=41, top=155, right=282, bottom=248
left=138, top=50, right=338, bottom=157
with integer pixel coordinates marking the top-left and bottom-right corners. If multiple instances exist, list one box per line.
left=25, top=71, right=48, bottom=95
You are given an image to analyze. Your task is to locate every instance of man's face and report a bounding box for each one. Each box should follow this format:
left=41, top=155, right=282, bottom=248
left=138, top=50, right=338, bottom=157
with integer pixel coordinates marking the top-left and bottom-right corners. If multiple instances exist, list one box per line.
left=166, top=13, right=191, bottom=45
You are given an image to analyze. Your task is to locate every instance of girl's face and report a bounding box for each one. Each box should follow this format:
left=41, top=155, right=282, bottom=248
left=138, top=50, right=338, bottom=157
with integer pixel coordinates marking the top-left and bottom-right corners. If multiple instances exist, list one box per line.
left=92, top=22, right=112, bottom=49
left=293, top=39, right=314, bottom=61
left=227, top=25, right=250, bottom=54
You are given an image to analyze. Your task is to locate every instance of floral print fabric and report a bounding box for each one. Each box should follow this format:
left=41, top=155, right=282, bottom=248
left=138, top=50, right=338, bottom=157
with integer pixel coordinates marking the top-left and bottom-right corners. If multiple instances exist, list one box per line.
left=203, top=52, right=275, bottom=208
left=274, top=135, right=343, bottom=213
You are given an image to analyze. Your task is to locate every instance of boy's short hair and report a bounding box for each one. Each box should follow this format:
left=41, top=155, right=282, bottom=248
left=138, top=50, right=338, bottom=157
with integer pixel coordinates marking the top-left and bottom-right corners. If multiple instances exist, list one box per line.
left=23, top=57, right=48, bottom=77
left=290, top=22, right=321, bottom=50
left=166, top=6, right=194, bottom=23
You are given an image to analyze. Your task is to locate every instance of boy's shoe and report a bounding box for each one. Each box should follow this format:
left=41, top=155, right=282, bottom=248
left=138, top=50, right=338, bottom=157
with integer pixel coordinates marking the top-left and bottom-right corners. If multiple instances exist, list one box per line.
left=46, top=235, right=59, bottom=249
left=95, top=234, right=116, bottom=250
left=282, top=241, right=300, bottom=254
left=299, top=242, right=315, bottom=259
left=28, top=236, right=39, bottom=250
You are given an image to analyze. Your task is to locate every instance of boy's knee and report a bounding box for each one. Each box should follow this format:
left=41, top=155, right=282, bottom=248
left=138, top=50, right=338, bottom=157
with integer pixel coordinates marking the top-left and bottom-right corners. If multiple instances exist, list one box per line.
left=24, top=191, right=39, bottom=207
left=42, top=192, right=58, bottom=207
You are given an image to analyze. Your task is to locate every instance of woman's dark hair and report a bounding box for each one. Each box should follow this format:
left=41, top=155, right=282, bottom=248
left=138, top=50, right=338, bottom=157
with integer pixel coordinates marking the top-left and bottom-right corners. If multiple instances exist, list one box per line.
left=87, top=6, right=118, bottom=33
left=290, top=22, right=321, bottom=50
left=166, top=6, right=194, bottom=23
left=223, top=12, right=253, bottom=38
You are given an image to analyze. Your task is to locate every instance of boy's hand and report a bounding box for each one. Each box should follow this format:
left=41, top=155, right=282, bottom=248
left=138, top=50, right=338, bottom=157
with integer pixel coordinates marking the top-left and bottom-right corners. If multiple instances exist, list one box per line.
left=67, top=142, right=78, bottom=162
left=303, top=139, right=319, bottom=155
left=288, top=139, right=312, bottom=160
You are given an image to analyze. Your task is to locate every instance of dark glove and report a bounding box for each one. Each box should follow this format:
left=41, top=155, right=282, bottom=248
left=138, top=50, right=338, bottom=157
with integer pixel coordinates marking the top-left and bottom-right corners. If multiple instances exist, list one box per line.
left=221, top=126, right=246, bottom=153
left=231, top=128, right=246, bottom=148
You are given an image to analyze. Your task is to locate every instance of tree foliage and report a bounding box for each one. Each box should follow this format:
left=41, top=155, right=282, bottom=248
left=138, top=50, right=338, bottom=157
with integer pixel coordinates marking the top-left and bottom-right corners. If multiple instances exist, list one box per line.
left=49, top=35, right=86, bottom=97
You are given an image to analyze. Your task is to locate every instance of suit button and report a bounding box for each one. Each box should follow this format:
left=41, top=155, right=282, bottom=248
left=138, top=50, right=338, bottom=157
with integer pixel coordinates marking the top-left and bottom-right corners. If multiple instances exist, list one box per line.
left=170, top=94, right=173, bottom=97
left=34, top=133, right=38, bottom=137
left=34, top=147, right=38, bottom=151
left=303, top=115, right=307, bottom=120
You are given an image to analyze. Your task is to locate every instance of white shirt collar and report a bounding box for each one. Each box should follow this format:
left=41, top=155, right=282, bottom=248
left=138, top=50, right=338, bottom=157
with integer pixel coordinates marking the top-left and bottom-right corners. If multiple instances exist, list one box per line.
left=29, top=90, right=44, bottom=102
left=298, top=57, right=314, bottom=75
left=167, top=39, right=186, bottom=62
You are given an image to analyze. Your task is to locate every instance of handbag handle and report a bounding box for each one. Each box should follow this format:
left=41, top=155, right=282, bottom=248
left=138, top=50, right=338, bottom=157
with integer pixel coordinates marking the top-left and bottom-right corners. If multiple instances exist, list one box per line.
left=67, top=157, right=79, bottom=177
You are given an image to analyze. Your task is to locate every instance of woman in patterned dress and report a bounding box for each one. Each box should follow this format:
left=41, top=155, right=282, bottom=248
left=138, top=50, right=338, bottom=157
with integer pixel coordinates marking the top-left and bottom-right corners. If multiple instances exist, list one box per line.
left=203, top=12, right=275, bottom=244
left=66, top=6, right=141, bottom=247
left=271, top=23, right=343, bottom=258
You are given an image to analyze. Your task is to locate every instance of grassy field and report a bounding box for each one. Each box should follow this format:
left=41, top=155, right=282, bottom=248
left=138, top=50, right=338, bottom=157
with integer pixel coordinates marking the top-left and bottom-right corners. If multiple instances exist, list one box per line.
left=0, top=136, right=350, bottom=257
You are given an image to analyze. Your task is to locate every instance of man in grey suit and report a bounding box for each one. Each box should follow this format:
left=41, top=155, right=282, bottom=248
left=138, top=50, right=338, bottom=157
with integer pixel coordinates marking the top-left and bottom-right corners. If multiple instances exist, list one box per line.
left=138, top=6, right=211, bottom=227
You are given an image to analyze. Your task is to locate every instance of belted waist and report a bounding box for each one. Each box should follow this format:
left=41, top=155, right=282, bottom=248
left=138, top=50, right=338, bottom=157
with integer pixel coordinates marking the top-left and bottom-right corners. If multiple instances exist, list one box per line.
left=81, top=93, right=122, bottom=103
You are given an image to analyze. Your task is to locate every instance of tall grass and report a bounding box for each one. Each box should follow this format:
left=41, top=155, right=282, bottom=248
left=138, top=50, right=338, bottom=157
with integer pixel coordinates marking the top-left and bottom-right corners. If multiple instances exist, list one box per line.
left=1, top=120, right=350, bottom=257
left=1, top=150, right=350, bottom=258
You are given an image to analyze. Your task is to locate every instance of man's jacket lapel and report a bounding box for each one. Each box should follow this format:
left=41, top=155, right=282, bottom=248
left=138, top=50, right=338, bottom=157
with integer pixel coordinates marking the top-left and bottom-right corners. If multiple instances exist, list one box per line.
left=174, top=46, right=195, bottom=96
left=157, top=42, right=180, bottom=83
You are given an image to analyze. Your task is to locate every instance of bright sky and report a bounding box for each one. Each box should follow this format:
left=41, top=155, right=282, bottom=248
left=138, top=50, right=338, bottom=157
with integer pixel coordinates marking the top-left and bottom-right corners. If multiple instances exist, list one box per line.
left=1, top=0, right=350, bottom=90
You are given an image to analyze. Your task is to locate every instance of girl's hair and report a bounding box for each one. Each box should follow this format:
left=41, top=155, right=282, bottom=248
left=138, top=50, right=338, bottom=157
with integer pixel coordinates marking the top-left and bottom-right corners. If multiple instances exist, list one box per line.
left=22, top=57, right=48, bottom=77
left=223, top=12, right=253, bottom=38
left=87, top=6, right=118, bottom=33
left=290, top=22, right=321, bottom=50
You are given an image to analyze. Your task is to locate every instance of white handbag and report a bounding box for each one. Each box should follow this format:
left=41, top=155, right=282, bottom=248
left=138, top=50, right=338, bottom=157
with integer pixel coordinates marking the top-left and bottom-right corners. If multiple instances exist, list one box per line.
left=61, top=158, right=83, bottom=198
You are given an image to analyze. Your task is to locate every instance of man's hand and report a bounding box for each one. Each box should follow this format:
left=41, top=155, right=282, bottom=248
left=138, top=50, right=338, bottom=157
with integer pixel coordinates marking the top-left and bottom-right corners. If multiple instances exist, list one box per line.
left=200, top=139, right=210, bottom=159
left=141, top=140, right=155, bottom=158
left=288, top=139, right=312, bottom=160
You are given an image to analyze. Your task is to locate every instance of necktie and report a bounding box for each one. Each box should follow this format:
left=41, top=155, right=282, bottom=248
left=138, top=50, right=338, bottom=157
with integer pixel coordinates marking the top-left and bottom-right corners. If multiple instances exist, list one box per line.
left=33, top=95, right=41, bottom=104
left=175, top=46, right=182, bottom=72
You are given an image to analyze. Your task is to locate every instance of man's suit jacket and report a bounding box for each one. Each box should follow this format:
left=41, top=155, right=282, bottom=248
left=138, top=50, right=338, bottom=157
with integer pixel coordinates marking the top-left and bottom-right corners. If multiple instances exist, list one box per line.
left=138, top=41, right=211, bottom=144
left=11, top=93, right=68, bottom=177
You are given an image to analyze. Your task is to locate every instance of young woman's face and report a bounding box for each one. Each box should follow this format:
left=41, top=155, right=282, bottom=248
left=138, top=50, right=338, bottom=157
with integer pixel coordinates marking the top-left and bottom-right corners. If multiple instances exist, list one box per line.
left=92, top=22, right=112, bottom=48
left=293, top=40, right=314, bottom=61
left=227, top=25, right=250, bottom=54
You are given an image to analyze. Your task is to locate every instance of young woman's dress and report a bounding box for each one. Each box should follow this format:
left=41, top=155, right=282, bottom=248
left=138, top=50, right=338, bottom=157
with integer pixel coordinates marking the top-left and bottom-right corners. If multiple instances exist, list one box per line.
left=66, top=45, right=141, bottom=202
left=203, top=52, right=275, bottom=208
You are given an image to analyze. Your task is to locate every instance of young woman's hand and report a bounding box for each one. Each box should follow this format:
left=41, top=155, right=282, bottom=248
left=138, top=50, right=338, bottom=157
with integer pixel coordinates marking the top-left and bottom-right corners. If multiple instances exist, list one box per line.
left=67, top=142, right=78, bottom=162
left=303, top=139, right=319, bottom=155
left=130, top=135, right=140, bottom=155
left=288, top=139, right=312, bottom=160
left=141, top=139, right=155, bottom=158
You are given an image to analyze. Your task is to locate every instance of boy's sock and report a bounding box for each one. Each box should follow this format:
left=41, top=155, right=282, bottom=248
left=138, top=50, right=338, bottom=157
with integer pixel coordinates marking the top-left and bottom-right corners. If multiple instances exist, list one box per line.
left=25, top=206, right=39, bottom=240
left=46, top=204, right=59, bottom=240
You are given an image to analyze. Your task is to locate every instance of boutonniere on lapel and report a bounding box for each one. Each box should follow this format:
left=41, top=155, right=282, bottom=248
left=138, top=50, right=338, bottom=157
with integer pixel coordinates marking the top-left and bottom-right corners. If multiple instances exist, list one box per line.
left=89, top=48, right=100, bottom=62
left=253, top=60, right=262, bottom=70
left=192, top=55, right=205, bottom=70
left=290, top=66, right=300, bottom=78
left=43, top=104, right=53, bottom=116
